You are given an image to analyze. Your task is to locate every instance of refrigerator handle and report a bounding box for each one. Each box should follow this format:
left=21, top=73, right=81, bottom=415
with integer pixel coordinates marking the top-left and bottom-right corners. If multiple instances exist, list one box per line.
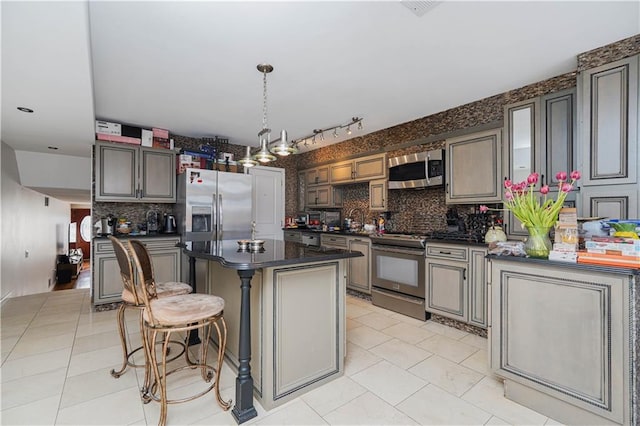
left=213, top=193, right=218, bottom=238
left=218, top=194, right=223, bottom=238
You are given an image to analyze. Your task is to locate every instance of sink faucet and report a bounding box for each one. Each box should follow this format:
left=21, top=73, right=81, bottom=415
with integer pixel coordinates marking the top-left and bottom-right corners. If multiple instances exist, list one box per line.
left=347, top=207, right=366, bottom=231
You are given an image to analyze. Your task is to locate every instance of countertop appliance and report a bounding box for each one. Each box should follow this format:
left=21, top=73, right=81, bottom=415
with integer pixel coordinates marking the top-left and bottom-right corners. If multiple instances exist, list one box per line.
left=370, top=232, right=429, bottom=320
left=146, top=210, right=159, bottom=234
left=388, top=149, right=444, bottom=190
left=100, top=215, right=116, bottom=236
left=176, top=168, right=252, bottom=282
left=163, top=214, right=177, bottom=234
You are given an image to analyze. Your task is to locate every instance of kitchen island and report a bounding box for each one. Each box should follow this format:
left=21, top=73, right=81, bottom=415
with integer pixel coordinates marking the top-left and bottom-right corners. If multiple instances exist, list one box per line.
left=488, top=256, right=639, bottom=425
left=183, top=239, right=362, bottom=424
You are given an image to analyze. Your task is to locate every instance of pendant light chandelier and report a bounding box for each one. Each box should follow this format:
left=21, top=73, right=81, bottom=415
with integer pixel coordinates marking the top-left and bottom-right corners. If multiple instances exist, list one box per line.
left=238, top=63, right=296, bottom=168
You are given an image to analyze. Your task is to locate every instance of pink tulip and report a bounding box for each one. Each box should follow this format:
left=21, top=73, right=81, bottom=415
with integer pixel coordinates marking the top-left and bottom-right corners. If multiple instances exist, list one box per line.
left=561, top=183, right=573, bottom=193
left=570, top=170, right=581, bottom=180
left=504, top=179, right=512, bottom=189
left=556, top=171, right=567, bottom=181
left=540, top=185, right=550, bottom=195
left=479, top=205, right=489, bottom=213
left=527, top=173, right=539, bottom=184
left=505, top=192, right=513, bottom=200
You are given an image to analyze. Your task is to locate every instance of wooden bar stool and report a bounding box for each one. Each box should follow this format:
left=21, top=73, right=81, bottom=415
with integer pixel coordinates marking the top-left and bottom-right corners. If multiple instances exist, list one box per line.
left=108, top=236, right=192, bottom=378
left=127, top=239, right=231, bottom=426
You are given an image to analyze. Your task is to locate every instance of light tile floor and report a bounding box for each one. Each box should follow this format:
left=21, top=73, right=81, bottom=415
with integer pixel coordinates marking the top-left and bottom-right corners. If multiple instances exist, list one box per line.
left=0, top=289, right=562, bottom=425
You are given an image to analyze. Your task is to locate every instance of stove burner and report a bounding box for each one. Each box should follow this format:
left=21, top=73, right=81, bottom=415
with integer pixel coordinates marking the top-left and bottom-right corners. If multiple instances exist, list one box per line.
left=425, top=230, right=484, bottom=243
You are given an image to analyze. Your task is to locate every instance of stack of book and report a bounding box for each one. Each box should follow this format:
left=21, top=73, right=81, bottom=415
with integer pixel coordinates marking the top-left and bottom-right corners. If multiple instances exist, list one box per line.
left=549, top=208, right=579, bottom=263
left=578, top=236, right=640, bottom=268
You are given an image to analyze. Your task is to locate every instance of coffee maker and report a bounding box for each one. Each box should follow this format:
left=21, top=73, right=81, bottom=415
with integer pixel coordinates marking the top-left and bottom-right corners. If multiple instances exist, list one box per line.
left=100, top=215, right=116, bottom=235
left=146, top=210, right=159, bottom=234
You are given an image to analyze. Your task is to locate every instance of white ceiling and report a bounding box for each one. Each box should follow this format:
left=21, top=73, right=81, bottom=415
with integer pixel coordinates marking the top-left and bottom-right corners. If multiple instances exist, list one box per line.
left=1, top=1, right=639, bottom=175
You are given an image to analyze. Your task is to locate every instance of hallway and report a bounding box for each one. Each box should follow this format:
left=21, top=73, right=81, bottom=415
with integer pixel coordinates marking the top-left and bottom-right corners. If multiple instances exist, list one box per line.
left=53, top=260, right=90, bottom=291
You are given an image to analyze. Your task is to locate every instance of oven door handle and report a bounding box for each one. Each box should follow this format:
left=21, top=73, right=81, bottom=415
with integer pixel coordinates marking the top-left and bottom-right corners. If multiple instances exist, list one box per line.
left=372, top=245, right=425, bottom=256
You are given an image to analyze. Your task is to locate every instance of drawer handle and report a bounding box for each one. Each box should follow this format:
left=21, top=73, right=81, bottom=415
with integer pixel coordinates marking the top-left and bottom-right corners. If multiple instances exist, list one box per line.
left=439, top=251, right=452, bottom=255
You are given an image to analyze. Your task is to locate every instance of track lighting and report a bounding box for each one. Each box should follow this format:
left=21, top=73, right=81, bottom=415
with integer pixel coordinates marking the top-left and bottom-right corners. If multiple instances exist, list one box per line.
left=292, top=117, right=363, bottom=150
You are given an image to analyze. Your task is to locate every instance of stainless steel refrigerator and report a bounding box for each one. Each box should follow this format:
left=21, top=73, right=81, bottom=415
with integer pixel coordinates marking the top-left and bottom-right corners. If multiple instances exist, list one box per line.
left=176, top=168, right=253, bottom=282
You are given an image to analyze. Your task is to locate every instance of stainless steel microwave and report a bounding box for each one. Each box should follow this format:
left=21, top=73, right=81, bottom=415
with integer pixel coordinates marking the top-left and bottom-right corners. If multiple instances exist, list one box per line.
left=388, top=149, right=444, bottom=189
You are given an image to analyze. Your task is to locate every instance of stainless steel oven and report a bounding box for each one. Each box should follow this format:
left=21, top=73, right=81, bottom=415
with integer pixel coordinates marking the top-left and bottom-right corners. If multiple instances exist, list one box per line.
left=370, top=235, right=428, bottom=320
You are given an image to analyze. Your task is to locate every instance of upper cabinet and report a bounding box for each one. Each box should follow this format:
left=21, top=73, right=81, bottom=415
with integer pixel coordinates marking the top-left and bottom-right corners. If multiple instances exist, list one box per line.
left=369, top=179, right=388, bottom=211
left=504, top=98, right=540, bottom=185
left=504, top=88, right=576, bottom=188
left=578, top=55, right=638, bottom=186
left=95, top=141, right=176, bottom=202
left=329, top=153, right=387, bottom=184
left=503, top=89, right=577, bottom=237
left=445, top=128, right=503, bottom=204
left=306, top=165, right=330, bottom=186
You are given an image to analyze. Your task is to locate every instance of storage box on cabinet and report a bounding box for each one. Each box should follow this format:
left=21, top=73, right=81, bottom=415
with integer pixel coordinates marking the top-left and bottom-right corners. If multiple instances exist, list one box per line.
left=95, top=141, right=176, bottom=202
left=92, top=236, right=181, bottom=305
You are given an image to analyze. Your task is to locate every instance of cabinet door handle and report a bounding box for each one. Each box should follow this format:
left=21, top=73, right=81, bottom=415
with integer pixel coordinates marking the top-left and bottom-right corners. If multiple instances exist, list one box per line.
left=463, top=269, right=466, bottom=280
left=541, top=174, right=545, bottom=185
left=446, top=183, right=449, bottom=194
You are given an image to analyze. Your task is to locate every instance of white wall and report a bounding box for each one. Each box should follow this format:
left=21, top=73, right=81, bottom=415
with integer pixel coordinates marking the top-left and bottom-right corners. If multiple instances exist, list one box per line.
left=15, top=150, right=91, bottom=191
left=1, top=142, right=71, bottom=299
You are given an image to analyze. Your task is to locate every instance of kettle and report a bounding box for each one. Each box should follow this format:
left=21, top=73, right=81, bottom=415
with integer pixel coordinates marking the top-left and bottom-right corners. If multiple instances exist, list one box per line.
left=163, top=214, right=177, bottom=234
left=485, top=225, right=507, bottom=243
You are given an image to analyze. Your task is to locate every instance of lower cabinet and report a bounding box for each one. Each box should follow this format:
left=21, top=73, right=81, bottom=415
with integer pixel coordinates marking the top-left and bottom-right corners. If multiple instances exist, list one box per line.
left=92, top=236, right=181, bottom=305
left=321, top=234, right=371, bottom=294
left=347, top=237, right=371, bottom=294
left=425, top=243, right=487, bottom=328
left=489, top=258, right=635, bottom=425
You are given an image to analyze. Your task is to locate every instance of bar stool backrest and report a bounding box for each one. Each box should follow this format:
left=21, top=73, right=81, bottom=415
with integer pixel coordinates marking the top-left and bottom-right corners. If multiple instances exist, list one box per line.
left=109, top=236, right=145, bottom=305
left=127, top=239, right=161, bottom=324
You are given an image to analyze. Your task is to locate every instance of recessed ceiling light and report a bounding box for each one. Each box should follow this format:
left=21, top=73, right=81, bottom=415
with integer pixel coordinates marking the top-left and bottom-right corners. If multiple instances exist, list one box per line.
left=17, top=107, right=34, bottom=113
left=48, top=146, right=58, bottom=150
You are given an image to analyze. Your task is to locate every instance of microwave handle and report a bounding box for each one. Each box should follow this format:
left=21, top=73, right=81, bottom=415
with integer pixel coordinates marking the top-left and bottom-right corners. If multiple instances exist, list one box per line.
left=426, top=153, right=431, bottom=185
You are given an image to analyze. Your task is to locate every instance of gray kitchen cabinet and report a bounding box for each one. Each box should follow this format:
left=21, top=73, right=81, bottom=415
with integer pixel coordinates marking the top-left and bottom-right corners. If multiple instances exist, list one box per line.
left=306, top=185, right=343, bottom=208
left=306, top=166, right=330, bottom=186
left=468, top=247, right=488, bottom=328
left=489, top=258, right=635, bottom=425
left=425, top=256, right=468, bottom=322
left=95, top=141, right=176, bottom=202
left=329, top=153, right=387, bottom=184
left=578, top=54, right=638, bottom=187
left=298, top=171, right=306, bottom=212
left=445, top=128, right=503, bottom=204
left=369, top=179, right=388, bottom=211
left=504, top=98, right=540, bottom=185
left=347, top=237, right=371, bottom=294
left=425, top=243, right=488, bottom=328
left=540, top=88, right=577, bottom=188
left=579, top=184, right=639, bottom=220
left=92, top=236, right=181, bottom=305
left=321, top=234, right=371, bottom=294
left=503, top=89, right=577, bottom=238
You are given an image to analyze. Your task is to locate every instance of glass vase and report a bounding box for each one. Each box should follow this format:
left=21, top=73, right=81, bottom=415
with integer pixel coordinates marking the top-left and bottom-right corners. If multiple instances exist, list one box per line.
left=524, top=225, right=552, bottom=258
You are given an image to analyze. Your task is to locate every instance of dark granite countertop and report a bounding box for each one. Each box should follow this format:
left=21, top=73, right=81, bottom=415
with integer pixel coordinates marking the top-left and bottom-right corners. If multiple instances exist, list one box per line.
left=183, top=239, right=363, bottom=270
left=283, top=227, right=373, bottom=237
left=487, top=253, right=640, bottom=276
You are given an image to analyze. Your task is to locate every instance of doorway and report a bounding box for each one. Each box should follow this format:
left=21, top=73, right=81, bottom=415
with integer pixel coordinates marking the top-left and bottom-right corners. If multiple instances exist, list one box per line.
left=70, top=208, right=91, bottom=259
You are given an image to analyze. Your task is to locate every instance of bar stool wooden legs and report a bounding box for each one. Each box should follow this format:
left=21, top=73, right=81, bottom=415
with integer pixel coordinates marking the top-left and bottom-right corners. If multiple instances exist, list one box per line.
left=108, top=236, right=192, bottom=379
left=128, top=239, right=231, bottom=426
